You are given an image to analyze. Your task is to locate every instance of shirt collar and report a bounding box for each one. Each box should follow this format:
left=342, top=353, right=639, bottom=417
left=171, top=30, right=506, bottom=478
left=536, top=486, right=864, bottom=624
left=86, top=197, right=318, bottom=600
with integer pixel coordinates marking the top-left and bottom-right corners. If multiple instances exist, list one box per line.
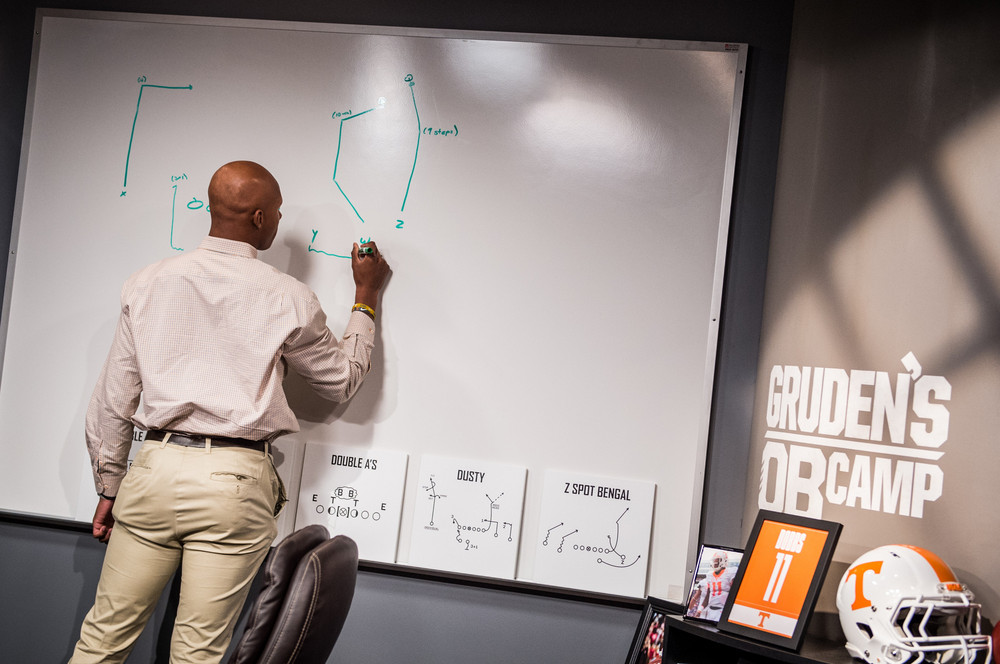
left=198, top=235, right=258, bottom=259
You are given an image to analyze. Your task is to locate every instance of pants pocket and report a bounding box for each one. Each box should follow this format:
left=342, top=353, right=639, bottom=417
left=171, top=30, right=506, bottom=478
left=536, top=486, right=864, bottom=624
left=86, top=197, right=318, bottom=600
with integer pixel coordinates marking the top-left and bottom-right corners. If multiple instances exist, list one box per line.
left=269, top=458, right=288, bottom=518
left=208, top=452, right=262, bottom=502
left=210, top=471, right=259, bottom=483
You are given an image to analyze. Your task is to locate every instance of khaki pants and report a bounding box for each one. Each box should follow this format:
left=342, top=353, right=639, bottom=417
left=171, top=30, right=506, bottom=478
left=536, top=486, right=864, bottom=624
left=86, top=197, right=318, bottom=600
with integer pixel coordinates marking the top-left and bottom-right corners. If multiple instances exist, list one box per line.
left=70, top=438, right=283, bottom=664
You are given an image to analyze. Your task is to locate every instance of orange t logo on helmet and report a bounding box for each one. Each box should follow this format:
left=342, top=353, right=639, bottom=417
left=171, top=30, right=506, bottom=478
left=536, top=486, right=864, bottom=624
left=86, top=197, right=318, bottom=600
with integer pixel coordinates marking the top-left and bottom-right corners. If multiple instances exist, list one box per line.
left=843, top=560, right=883, bottom=610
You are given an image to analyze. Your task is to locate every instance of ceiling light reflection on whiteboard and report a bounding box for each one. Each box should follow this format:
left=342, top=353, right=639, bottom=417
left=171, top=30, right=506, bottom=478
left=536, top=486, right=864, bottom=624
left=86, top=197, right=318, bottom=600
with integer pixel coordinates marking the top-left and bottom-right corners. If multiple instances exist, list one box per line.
left=446, top=39, right=546, bottom=100
left=526, top=96, right=650, bottom=175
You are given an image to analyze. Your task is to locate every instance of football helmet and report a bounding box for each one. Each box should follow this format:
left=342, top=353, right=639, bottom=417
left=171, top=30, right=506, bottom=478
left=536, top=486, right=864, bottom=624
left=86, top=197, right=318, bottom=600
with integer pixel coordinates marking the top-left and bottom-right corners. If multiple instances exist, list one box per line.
left=836, top=545, right=992, bottom=664
left=711, top=550, right=728, bottom=571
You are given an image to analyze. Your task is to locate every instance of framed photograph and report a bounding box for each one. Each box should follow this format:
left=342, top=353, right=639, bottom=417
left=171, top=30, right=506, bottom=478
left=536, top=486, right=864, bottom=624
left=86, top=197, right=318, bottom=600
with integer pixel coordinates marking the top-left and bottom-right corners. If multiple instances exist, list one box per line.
left=683, top=544, right=744, bottom=624
left=717, top=510, right=842, bottom=651
left=624, top=596, right=685, bottom=664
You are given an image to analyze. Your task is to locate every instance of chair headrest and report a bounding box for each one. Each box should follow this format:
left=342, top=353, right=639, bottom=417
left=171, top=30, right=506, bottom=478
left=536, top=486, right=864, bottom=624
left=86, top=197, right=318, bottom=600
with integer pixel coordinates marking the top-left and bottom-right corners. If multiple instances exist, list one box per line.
left=258, top=534, right=359, bottom=664
left=227, top=525, right=329, bottom=664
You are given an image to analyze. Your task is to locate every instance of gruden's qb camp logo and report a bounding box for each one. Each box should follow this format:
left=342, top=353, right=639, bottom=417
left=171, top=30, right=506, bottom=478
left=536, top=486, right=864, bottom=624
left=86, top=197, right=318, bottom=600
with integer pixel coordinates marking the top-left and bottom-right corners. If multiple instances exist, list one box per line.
left=759, top=352, right=949, bottom=519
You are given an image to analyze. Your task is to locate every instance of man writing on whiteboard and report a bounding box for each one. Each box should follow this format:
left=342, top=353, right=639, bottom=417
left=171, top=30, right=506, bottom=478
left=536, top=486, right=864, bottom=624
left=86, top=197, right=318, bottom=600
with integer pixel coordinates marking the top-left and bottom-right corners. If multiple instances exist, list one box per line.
left=69, top=160, right=390, bottom=663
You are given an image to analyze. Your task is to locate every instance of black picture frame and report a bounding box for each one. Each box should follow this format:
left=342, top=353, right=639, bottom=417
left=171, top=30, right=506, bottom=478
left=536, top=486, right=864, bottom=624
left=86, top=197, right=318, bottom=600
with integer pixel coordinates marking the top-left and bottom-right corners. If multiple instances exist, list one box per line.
left=683, top=544, right=744, bottom=624
left=716, top=510, right=842, bottom=651
left=624, top=595, right=685, bottom=664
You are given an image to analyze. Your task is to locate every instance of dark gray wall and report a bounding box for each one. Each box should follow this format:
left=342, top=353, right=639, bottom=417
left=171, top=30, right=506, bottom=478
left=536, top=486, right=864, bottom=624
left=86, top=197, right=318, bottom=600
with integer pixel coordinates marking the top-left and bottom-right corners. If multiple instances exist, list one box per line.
left=0, top=1, right=792, bottom=661
left=0, top=517, right=640, bottom=663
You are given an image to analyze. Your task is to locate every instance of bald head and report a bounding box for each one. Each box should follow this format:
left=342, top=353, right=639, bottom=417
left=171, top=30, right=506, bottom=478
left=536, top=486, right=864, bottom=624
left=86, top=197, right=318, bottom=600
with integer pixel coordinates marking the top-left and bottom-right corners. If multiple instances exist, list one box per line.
left=207, top=161, right=282, bottom=250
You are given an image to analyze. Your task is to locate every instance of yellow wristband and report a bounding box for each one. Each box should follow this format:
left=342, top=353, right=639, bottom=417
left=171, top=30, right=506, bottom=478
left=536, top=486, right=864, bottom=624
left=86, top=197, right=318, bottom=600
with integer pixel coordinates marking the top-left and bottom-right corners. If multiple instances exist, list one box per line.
left=352, top=303, right=376, bottom=320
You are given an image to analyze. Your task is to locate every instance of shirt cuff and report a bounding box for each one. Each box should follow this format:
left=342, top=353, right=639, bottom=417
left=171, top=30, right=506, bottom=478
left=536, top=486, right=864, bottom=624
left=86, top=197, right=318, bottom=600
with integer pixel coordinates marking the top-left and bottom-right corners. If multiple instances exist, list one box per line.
left=345, top=310, right=376, bottom=340
left=98, top=475, right=124, bottom=499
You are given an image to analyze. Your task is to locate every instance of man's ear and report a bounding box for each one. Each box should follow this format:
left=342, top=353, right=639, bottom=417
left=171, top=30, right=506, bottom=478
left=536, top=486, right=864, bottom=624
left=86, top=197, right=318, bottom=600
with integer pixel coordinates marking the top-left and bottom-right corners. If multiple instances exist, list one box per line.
left=251, top=209, right=264, bottom=230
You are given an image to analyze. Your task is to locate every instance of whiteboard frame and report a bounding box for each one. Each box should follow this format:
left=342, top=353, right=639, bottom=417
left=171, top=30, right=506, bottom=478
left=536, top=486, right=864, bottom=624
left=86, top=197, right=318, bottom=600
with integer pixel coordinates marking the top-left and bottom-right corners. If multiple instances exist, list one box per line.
left=1, top=8, right=747, bottom=603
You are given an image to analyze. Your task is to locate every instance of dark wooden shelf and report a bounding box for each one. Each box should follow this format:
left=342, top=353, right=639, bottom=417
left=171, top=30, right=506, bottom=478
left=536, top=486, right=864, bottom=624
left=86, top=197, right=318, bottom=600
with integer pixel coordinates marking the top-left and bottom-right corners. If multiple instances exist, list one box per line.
left=664, top=615, right=855, bottom=664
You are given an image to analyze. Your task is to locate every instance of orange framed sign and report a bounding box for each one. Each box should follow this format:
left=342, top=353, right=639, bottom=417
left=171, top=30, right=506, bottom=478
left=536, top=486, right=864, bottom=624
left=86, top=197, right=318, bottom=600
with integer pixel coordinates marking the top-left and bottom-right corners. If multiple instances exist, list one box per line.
left=717, top=510, right=841, bottom=650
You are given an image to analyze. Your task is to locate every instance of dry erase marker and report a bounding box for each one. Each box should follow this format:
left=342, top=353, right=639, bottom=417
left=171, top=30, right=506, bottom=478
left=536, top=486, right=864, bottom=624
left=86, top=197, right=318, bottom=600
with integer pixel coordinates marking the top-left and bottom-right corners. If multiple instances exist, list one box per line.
left=358, top=246, right=374, bottom=255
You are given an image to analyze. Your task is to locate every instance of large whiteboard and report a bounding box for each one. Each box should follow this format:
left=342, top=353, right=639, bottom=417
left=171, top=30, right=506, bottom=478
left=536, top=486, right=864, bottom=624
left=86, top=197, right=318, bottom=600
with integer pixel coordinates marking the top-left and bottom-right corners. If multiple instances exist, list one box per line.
left=0, top=10, right=745, bottom=602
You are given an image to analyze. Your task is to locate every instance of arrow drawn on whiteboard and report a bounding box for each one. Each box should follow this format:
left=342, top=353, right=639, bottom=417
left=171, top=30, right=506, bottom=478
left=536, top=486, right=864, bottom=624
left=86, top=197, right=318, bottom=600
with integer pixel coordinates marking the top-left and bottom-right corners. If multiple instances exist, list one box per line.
left=307, top=230, right=373, bottom=258
left=314, top=74, right=425, bottom=258
left=400, top=73, right=421, bottom=213
left=169, top=184, right=184, bottom=251
left=121, top=78, right=193, bottom=196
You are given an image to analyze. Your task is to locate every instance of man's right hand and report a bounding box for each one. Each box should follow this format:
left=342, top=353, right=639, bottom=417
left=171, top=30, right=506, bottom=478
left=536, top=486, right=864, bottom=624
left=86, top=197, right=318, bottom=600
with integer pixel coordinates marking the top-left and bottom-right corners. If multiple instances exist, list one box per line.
left=351, top=241, right=390, bottom=309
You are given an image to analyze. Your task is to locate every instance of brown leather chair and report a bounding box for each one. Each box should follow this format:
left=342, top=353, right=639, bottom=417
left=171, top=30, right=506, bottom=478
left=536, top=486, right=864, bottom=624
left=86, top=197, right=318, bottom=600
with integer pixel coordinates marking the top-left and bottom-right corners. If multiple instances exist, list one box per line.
left=227, top=525, right=359, bottom=664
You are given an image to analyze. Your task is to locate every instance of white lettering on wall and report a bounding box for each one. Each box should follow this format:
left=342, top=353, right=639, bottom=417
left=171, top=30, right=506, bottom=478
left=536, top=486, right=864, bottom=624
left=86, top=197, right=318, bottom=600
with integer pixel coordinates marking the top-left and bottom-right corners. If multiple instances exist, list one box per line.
left=759, top=353, right=948, bottom=519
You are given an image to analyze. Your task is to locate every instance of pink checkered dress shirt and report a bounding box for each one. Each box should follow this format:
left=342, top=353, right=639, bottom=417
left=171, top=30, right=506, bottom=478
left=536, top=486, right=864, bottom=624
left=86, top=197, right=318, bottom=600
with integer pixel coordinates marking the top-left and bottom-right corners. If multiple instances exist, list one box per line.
left=85, top=236, right=375, bottom=496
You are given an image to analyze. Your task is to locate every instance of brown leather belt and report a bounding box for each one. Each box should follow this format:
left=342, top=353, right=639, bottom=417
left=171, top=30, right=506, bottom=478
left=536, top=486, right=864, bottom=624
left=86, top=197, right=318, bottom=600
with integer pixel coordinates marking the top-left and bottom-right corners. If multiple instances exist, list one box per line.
left=144, top=430, right=266, bottom=452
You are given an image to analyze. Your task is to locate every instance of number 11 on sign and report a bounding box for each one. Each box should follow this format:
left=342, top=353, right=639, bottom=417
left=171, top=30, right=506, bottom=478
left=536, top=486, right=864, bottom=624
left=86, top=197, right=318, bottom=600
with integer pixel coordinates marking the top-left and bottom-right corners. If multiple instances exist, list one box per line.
left=763, top=552, right=793, bottom=603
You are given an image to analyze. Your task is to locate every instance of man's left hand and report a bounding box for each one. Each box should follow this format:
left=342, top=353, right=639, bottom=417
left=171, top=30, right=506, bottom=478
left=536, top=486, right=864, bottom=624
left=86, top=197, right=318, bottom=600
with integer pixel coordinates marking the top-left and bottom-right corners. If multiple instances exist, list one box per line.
left=91, top=496, right=116, bottom=544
